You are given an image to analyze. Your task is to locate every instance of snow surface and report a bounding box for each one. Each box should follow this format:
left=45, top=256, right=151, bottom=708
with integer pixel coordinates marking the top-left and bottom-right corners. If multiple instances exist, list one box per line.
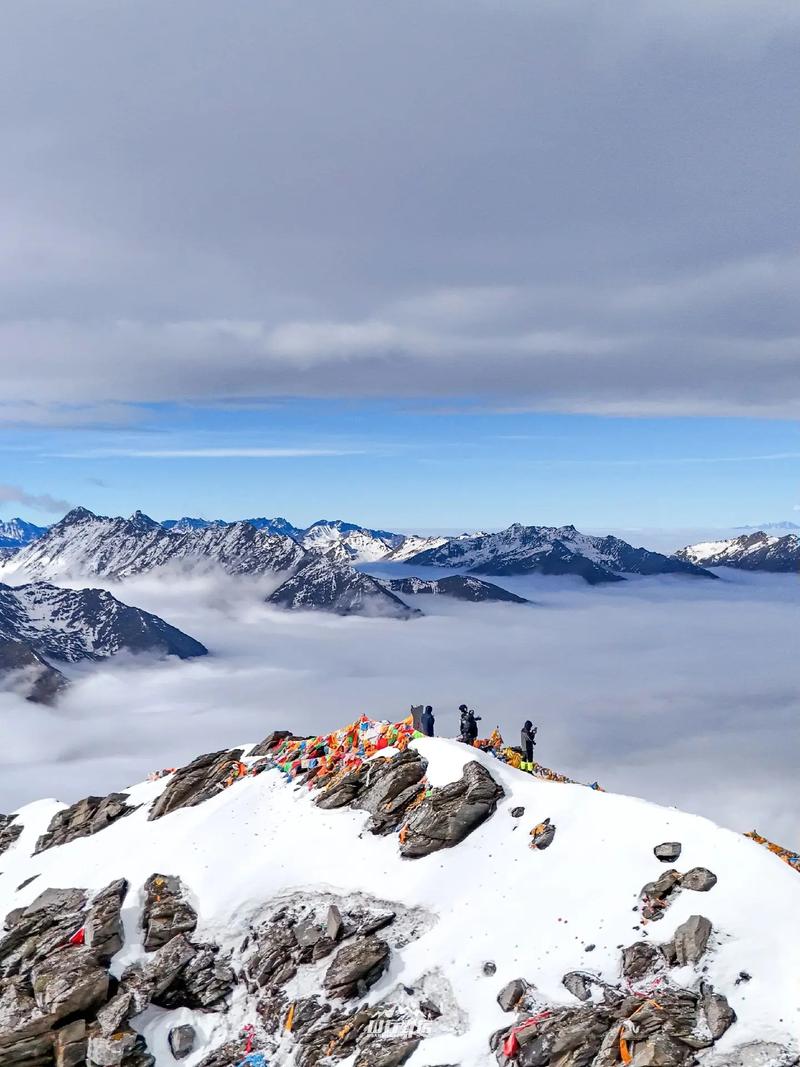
left=1, top=736, right=798, bottom=1066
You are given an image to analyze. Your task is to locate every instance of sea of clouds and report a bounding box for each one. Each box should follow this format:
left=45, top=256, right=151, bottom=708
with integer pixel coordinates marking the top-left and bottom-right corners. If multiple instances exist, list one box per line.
left=0, top=567, right=797, bottom=850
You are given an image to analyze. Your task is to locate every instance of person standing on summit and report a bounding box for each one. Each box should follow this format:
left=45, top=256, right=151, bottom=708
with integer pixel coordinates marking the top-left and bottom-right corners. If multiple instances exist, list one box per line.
left=421, top=705, right=435, bottom=737
left=520, top=720, right=538, bottom=771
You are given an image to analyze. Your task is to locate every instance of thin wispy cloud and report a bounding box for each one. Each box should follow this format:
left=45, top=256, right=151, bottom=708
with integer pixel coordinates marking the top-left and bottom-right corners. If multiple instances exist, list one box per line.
left=53, top=447, right=366, bottom=459
left=0, top=483, right=72, bottom=513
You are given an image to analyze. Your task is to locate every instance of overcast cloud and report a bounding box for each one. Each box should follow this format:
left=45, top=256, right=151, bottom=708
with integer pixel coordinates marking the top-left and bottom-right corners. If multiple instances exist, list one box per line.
left=1, top=0, right=799, bottom=421
left=0, top=569, right=797, bottom=850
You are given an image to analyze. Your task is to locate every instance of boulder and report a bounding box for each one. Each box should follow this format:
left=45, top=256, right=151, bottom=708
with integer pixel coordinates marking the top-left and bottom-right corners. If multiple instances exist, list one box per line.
left=30, top=946, right=110, bottom=1020
left=294, top=919, right=324, bottom=949
left=152, top=941, right=235, bottom=1010
left=324, top=936, right=390, bottom=999
left=34, top=794, right=136, bottom=853
left=562, top=972, right=593, bottom=1002
left=326, top=904, right=344, bottom=941
left=249, top=730, right=295, bottom=757
left=355, top=1039, right=421, bottom=1067
left=628, top=1032, right=692, bottom=1066
left=671, top=914, right=712, bottom=966
left=357, top=751, right=428, bottom=834
left=654, top=842, right=682, bottom=863
left=85, top=878, right=128, bottom=960
left=510, top=806, right=525, bottom=818
left=621, top=941, right=662, bottom=981
left=54, top=1019, right=87, bottom=1067
left=498, top=978, right=528, bottom=1011
left=399, top=762, right=504, bottom=858
left=148, top=749, right=245, bottom=820
left=86, top=1027, right=139, bottom=1065
left=168, top=1024, right=196, bottom=1059
left=141, top=874, right=198, bottom=951
left=681, top=867, right=717, bottom=892
left=702, top=988, right=736, bottom=1040
left=315, top=764, right=369, bottom=810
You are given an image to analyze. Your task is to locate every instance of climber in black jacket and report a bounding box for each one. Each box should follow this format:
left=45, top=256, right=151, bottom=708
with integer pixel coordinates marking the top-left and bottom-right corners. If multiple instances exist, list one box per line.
left=520, top=720, right=538, bottom=771
left=420, top=706, right=435, bottom=737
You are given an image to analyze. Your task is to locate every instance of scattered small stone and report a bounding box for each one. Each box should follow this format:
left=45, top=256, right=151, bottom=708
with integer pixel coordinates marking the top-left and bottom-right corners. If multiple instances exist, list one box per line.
left=483, top=960, right=497, bottom=976
left=510, top=806, right=525, bottom=818
left=654, top=841, right=682, bottom=863
left=735, top=970, right=752, bottom=985
left=584, top=943, right=596, bottom=952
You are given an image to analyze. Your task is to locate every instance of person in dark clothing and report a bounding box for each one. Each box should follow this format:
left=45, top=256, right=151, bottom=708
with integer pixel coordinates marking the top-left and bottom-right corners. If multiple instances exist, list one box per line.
left=421, top=705, right=435, bottom=737
left=520, top=720, right=538, bottom=771
left=460, top=707, right=481, bottom=744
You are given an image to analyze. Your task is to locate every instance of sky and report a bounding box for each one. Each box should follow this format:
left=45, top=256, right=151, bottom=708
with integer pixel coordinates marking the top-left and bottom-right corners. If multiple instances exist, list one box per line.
left=1, top=0, right=799, bottom=531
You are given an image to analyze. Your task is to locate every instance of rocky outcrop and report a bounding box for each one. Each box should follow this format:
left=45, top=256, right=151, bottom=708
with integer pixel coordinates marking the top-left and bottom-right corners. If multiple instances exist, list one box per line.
left=399, top=761, right=504, bottom=858
left=141, top=873, right=198, bottom=950
left=670, top=915, right=713, bottom=966
left=148, top=749, right=245, bottom=820
left=34, top=794, right=137, bottom=853
left=639, top=865, right=717, bottom=921
left=324, top=936, right=391, bottom=999
left=0, top=813, right=23, bottom=857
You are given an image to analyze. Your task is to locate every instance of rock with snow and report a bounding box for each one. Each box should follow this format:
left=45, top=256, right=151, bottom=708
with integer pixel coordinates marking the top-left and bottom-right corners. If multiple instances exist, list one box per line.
left=0, top=815, right=22, bottom=858
left=404, top=522, right=716, bottom=583
left=681, top=867, right=718, bottom=892
left=399, top=761, right=504, bottom=858
left=267, top=552, right=416, bottom=618
left=141, top=874, right=198, bottom=951
left=148, top=749, right=245, bottom=820
left=671, top=914, right=713, bottom=966
left=35, top=795, right=138, bottom=854
left=654, top=842, right=682, bottom=863
left=0, top=580, right=207, bottom=702
left=168, top=1025, right=195, bottom=1059
left=0, top=726, right=798, bottom=1067
left=675, top=531, right=800, bottom=572
left=385, top=575, right=529, bottom=603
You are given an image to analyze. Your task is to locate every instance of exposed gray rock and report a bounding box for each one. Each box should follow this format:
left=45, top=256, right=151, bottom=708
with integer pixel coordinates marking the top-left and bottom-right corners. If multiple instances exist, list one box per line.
left=628, top=1032, right=691, bottom=1066
left=359, top=751, right=428, bottom=835
left=702, top=988, right=736, bottom=1040
left=168, top=1024, right=196, bottom=1059
left=323, top=936, right=390, bottom=999
left=654, top=842, right=682, bottom=863
left=681, top=867, right=717, bottom=892
left=0, top=813, right=23, bottom=857
left=86, top=1027, right=139, bottom=1065
left=141, top=873, right=197, bottom=951
left=529, top=818, right=556, bottom=850
left=294, top=920, right=324, bottom=949
left=701, top=1043, right=800, bottom=1067
left=30, top=945, right=109, bottom=1020
left=621, top=941, right=663, bottom=981
left=672, top=914, right=712, bottom=966
left=85, top=878, right=128, bottom=960
left=497, top=978, right=528, bottom=1011
left=561, top=972, right=593, bottom=1002
left=96, top=991, right=135, bottom=1036
left=54, top=1019, right=87, bottom=1067
left=152, top=941, right=235, bottom=1011
left=640, top=868, right=682, bottom=920
left=355, top=1038, right=421, bottom=1067
left=315, top=764, right=369, bottom=810
left=249, top=730, right=296, bottom=757
left=399, top=761, right=504, bottom=858
left=148, top=749, right=245, bottom=820
left=34, top=794, right=137, bottom=853
left=510, top=806, right=525, bottom=818
left=326, top=904, right=344, bottom=941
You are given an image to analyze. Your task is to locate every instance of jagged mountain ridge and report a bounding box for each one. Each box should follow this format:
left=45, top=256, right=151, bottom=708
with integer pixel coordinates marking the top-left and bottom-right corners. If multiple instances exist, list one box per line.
left=404, top=523, right=716, bottom=583
left=0, top=581, right=207, bottom=702
left=675, top=531, right=800, bottom=572
left=0, top=723, right=797, bottom=1067
left=0, top=510, right=415, bottom=619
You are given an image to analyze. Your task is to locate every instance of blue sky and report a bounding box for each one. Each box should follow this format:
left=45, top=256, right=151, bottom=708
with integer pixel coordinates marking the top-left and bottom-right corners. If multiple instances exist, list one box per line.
left=2, top=401, right=799, bottom=531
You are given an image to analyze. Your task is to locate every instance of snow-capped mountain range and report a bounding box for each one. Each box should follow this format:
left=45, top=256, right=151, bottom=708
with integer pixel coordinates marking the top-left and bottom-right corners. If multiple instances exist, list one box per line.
left=675, top=531, right=800, bottom=572
left=403, top=523, right=715, bottom=583
left=0, top=719, right=797, bottom=1067
left=0, top=581, right=206, bottom=703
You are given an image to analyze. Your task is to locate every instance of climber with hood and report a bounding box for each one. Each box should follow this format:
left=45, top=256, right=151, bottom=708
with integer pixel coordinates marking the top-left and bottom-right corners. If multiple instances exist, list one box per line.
left=421, top=705, right=435, bottom=737
left=460, top=706, right=481, bottom=744
left=520, top=720, right=538, bottom=771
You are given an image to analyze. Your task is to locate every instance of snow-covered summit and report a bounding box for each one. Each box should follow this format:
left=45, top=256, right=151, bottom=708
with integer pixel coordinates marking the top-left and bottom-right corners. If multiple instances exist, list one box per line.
left=0, top=720, right=797, bottom=1067
left=675, top=532, right=800, bottom=572
left=0, top=517, right=48, bottom=550
left=404, top=523, right=716, bottom=583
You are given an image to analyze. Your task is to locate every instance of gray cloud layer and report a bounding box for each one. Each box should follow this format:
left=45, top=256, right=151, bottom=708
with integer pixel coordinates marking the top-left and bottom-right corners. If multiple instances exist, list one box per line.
left=0, top=483, right=72, bottom=513
left=0, top=569, right=797, bottom=851
left=1, top=1, right=798, bottom=421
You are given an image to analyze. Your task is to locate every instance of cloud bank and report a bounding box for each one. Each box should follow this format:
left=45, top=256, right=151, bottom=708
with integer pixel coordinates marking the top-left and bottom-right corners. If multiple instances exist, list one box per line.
left=1, top=1, right=798, bottom=421
left=0, top=569, right=796, bottom=852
